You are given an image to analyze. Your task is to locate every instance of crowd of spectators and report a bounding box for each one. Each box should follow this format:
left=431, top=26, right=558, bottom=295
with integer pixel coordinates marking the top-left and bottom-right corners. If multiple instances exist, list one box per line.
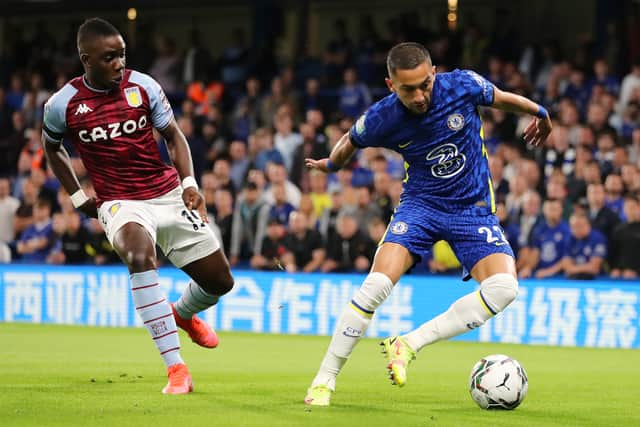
left=1, top=11, right=640, bottom=280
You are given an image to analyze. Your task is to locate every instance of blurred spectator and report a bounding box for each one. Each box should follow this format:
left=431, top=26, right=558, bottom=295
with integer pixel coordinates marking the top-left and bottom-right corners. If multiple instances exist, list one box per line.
left=214, top=188, right=234, bottom=255
left=250, top=217, right=288, bottom=271
left=308, top=169, right=331, bottom=220
left=0, top=88, right=13, bottom=139
left=298, top=193, right=318, bottom=230
left=542, top=125, right=575, bottom=179
left=181, top=29, right=214, bottom=86
left=0, top=111, right=28, bottom=177
left=290, top=121, right=330, bottom=189
left=323, top=19, right=354, bottom=87
left=604, top=174, right=625, bottom=219
left=617, top=60, right=640, bottom=114
left=514, top=190, right=544, bottom=261
left=16, top=198, right=55, bottom=263
left=281, top=211, right=325, bottom=272
left=252, top=127, right=284, bottom=172
left=300, top=78, right=330, bottom=116
left=230, top=181, right=270, bottom=265
left=148, top=36, right=180, bottom=97
left=594, top=130, right=617, bottom=176
left=321, top=210, right=374, bottom=273
left=13, top=177, right=39, bottom=237
left=219, top=27, right=249, bottom=97
left=489, top=155, right=510, bottom=204
left=177, top=116, right=206, bottom=184
left=273, top=110, right=303, bottom=173
left=561, top=213, right=608, bottom=280
left=0, top=177, right=19, bottom=259
left=586, top=183, right=621, bottom=243
left=258, top=76, right=295, bottom=129
left=610, top=195, right=640, bottom=279
left=228, top=140, right=250, bottom=192
left=268, top=182, right=295, bottom=226
left=338, top=68, right=372, bottom=119
left=47, top=211, right=92, bottom=264
left=353, top=185, right=383, bottom=232
left=212, top=157, right=237, bottom=201
left=263, top=162, right=301, bottom=208
left=319, top=187, right=345, bottom=244
left=588, top=58, right=620, bottom=97
left=372, top=171, right=393, bottom=223
left=519, top=198, right=571, bottom=279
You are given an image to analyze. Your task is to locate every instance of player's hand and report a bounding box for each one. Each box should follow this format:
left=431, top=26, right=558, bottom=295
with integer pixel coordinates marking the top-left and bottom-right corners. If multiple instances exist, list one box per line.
left=305, top=157, right=330, bottom=173
left=523, top=115, right=552, bottom=147
left=77, top=197, right=98, bottom=219
left=182, top=187, right=209, bottom=223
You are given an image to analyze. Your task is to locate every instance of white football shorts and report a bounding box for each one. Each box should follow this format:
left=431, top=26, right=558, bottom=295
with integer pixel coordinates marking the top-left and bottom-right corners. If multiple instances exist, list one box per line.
left=97, top=185, right=220, bottom=268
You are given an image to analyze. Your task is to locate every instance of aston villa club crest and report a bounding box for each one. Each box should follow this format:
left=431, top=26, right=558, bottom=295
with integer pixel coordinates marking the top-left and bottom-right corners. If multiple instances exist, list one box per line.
left=124, top=87, right=143, bottom=107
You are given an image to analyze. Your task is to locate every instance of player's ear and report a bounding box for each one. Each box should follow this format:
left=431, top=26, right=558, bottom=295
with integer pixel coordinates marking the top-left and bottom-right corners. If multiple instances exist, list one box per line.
left=432, top=65, right=437, bottom=75
left=385, top=77, right=395, bottom=93
left=80, top=53, right=90, bottom=68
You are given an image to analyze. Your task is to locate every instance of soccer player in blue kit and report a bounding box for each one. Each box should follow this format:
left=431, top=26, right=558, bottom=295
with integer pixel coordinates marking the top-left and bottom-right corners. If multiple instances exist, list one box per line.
left=304, top=42, right=552, bottom=406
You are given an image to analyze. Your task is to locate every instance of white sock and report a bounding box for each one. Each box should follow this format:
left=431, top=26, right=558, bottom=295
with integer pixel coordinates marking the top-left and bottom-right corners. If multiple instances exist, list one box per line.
left=131, top=270, right=184, bottom=367
left=311, top=272, right=393, bottom=390
left=403, top=290, right=495, bottom=352
left=174, top=280, right=220, bottom=320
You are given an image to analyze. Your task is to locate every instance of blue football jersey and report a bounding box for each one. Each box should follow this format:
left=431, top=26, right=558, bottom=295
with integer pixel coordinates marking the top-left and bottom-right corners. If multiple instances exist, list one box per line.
left=568, top=230, right=608, bottom=265
left=350, top=69, right=495, bottom=213
left=531, top=221, right=572, bottom=268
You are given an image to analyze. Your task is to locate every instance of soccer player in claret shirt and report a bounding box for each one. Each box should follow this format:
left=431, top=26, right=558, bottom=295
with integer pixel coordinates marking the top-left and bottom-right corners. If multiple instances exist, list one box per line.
left=304, top=42, right=552, bottom=406
left=42, top=18, right=235, bottom=394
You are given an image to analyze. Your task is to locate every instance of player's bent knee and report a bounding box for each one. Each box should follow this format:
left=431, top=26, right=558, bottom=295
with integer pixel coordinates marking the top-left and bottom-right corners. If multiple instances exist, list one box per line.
left=200, top=272, right=234, bottom=296
left=353, top=272, right=394, bottom=312
left=479, top=273, right=518, bottom=313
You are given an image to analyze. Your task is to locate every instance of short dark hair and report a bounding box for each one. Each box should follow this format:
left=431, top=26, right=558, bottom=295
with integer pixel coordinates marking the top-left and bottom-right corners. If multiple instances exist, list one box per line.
left=77, top=18, right=120, bottom=53
left=386, top=42, right=431, bottom=76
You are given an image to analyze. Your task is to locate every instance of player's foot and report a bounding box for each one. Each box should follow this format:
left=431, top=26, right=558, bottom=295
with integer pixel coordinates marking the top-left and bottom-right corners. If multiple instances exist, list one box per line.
left=380, top=336, right=416, bottom=387
left=162, top=363, right=193, bottom=394
left=171, top=303, right=219, bottom=348
left=304, top=385, right=333, bottom=406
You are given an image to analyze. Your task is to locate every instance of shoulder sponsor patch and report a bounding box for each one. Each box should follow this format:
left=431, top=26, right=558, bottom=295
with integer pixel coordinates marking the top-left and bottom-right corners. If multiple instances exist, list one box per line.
left=124, top=86, right=143, bottom=107
left=355, top=113, right=366, bottom=135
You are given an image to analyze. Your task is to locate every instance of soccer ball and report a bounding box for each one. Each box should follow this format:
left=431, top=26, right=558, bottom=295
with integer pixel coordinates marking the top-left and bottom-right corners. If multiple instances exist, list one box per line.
left=469, top=354, right=528, bottom=410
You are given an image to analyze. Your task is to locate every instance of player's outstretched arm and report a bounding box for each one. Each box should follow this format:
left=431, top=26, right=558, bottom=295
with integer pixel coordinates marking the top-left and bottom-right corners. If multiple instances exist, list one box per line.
left=160, top=119, right=208, bottom=223
left=305, top=131, right=358, bottom=173
left=491, top=87, right=553, bottom=147
left=42, top=136, right=97, bottom=218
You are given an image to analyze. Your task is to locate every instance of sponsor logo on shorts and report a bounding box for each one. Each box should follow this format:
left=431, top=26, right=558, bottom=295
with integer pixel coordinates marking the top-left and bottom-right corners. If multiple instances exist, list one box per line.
left=109, top=203, right=121, bottom=217
left=447, top=113, right=465, bottom=131
left=390, top=221, right=408, bottom=235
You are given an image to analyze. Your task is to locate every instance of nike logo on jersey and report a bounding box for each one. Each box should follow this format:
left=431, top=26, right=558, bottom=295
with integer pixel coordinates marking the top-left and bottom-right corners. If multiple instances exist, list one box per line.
left=398, top=140, right=413, bottom=148
left=74, top=103, right=93, bottom=115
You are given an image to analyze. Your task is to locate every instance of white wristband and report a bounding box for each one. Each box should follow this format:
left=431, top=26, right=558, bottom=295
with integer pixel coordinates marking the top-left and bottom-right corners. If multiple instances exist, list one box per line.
left=70, top=189, right=89, bottom=208
left=181, top=176, right=198, bottom=191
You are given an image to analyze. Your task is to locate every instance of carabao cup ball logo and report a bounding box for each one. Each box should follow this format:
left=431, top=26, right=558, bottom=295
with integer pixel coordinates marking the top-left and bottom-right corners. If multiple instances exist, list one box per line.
left=447, top=113, right=465, bottom=131
left=390, top=221, right=408, bottom=235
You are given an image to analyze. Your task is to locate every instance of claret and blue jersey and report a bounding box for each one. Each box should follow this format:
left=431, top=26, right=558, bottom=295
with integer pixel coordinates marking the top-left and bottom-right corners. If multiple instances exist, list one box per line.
left=349, top=69, right=513, bottom=277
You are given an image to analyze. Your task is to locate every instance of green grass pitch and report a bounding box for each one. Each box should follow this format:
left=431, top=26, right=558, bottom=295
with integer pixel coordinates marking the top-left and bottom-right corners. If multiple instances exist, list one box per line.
left=1, top=323, right=638, bottom=427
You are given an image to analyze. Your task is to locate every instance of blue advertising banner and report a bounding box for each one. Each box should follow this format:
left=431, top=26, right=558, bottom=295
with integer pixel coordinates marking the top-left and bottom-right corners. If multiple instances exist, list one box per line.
left=1, top=265, right=638, bottom=348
